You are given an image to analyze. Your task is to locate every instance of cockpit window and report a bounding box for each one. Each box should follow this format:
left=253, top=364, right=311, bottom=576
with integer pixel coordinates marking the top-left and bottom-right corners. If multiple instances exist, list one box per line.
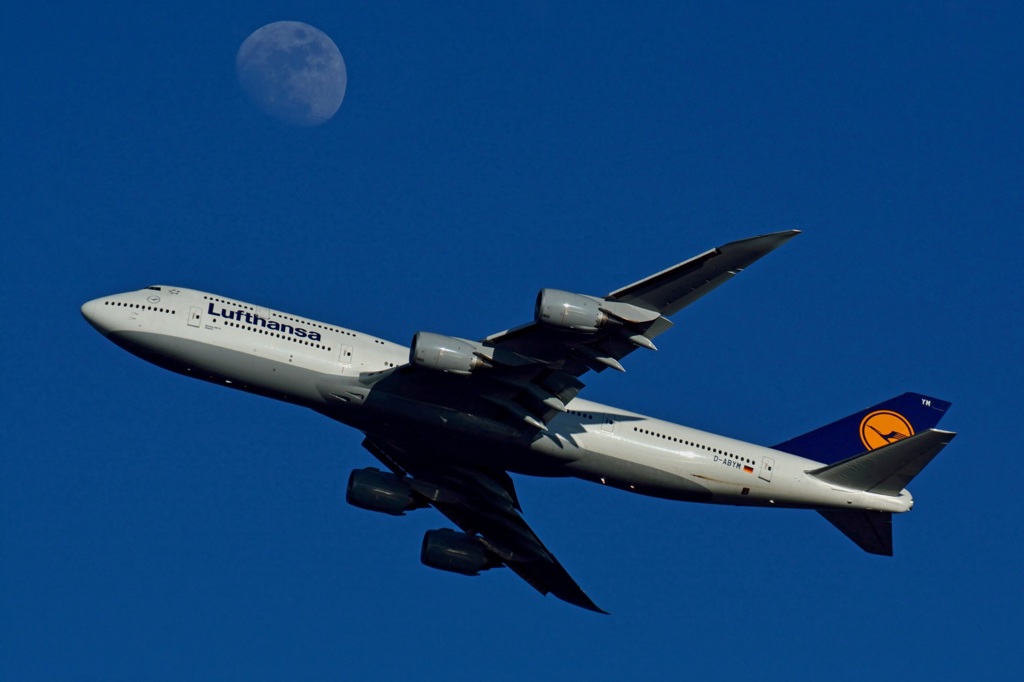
left=147, top=286, right=162, bottom=291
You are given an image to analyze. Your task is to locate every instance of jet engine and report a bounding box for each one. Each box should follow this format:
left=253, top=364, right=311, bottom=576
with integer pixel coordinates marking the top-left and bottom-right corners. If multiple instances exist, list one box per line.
left=420, top=528, right=497, bottom=576
left=535, top=289, right=609, bottom=332
left=410, top=331, right=490, bottom=374
left=346, top=467, right=420, bottom=516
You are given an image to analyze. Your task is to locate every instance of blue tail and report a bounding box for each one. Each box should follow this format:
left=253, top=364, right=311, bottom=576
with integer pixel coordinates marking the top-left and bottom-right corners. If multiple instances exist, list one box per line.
left=771, top=392, right=952, bottom=464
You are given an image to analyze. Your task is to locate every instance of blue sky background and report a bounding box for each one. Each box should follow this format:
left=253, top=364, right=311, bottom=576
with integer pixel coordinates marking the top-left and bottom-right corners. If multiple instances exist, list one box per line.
left=4, top=2, right=1022, bottom=679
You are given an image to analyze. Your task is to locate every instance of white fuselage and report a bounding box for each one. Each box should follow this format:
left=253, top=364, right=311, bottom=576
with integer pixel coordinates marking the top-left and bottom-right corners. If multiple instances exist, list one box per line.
left=81, top=286, right=912, bottom=516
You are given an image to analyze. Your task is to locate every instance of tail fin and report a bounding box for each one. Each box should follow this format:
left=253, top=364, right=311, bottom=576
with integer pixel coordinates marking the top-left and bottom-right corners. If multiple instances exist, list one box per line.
left=772, top=392, right=952, bottom=464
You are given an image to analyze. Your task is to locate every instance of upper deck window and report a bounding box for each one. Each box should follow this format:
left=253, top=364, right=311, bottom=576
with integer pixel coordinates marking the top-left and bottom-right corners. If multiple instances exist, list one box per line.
left=147, top=286, right=162, bottom=291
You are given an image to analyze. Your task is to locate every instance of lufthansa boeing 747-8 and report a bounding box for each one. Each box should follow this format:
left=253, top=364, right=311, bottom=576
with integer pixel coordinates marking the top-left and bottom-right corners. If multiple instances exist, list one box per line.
left=81, top=231, right=955, bottom=612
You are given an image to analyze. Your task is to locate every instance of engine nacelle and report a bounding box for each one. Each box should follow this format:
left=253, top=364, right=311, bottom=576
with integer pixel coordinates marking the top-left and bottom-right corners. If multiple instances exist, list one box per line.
left=410, top=332, right=489, bottom=375
left=346, top=467, right=419, bottom=516
left=535, top=289, right=609, bottom=332
left=420, top=529, right=496, bottom=576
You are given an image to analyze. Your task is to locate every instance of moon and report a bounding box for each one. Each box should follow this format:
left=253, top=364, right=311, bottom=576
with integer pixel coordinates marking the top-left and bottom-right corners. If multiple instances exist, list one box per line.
left=236, top=21, right=347, bottom=127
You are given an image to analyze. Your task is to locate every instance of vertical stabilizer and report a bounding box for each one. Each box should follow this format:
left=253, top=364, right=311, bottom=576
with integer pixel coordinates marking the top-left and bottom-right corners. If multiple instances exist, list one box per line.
left=772, top=392, right=951, bottom=464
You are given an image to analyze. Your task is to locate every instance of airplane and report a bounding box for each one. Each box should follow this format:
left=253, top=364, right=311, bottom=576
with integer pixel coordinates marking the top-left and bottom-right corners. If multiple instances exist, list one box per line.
left=81, top=230, right=955, bottom=613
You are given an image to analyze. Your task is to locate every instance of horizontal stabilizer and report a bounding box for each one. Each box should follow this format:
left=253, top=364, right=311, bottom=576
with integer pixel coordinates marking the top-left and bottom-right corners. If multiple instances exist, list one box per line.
left=808, top=429, right=956, bottom=496
left=818, top=510, right=893, bottom=556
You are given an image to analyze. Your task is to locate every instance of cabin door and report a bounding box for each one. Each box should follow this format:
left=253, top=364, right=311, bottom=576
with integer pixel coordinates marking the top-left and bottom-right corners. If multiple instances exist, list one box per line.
left=339, top=344, right=353, bottom=365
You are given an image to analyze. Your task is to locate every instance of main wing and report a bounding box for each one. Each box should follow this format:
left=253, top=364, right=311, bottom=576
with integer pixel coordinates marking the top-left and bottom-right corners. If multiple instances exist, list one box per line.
left=362, top=437, right=606, bottom=612
left=471, top=230, right=800, bottom=429
left=364, top=231, right=799, bottom=434
left=356, top=231, right=799, bottom=610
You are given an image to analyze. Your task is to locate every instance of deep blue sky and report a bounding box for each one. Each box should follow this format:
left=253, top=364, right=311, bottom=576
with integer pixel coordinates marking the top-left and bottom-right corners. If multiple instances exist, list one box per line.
left=4, top=2, right=1022, bottom=679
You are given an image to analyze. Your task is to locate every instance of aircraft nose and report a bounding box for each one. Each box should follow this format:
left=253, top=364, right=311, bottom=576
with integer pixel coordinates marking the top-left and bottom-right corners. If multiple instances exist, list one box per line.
left=81, top=298, right=109, bottom=335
